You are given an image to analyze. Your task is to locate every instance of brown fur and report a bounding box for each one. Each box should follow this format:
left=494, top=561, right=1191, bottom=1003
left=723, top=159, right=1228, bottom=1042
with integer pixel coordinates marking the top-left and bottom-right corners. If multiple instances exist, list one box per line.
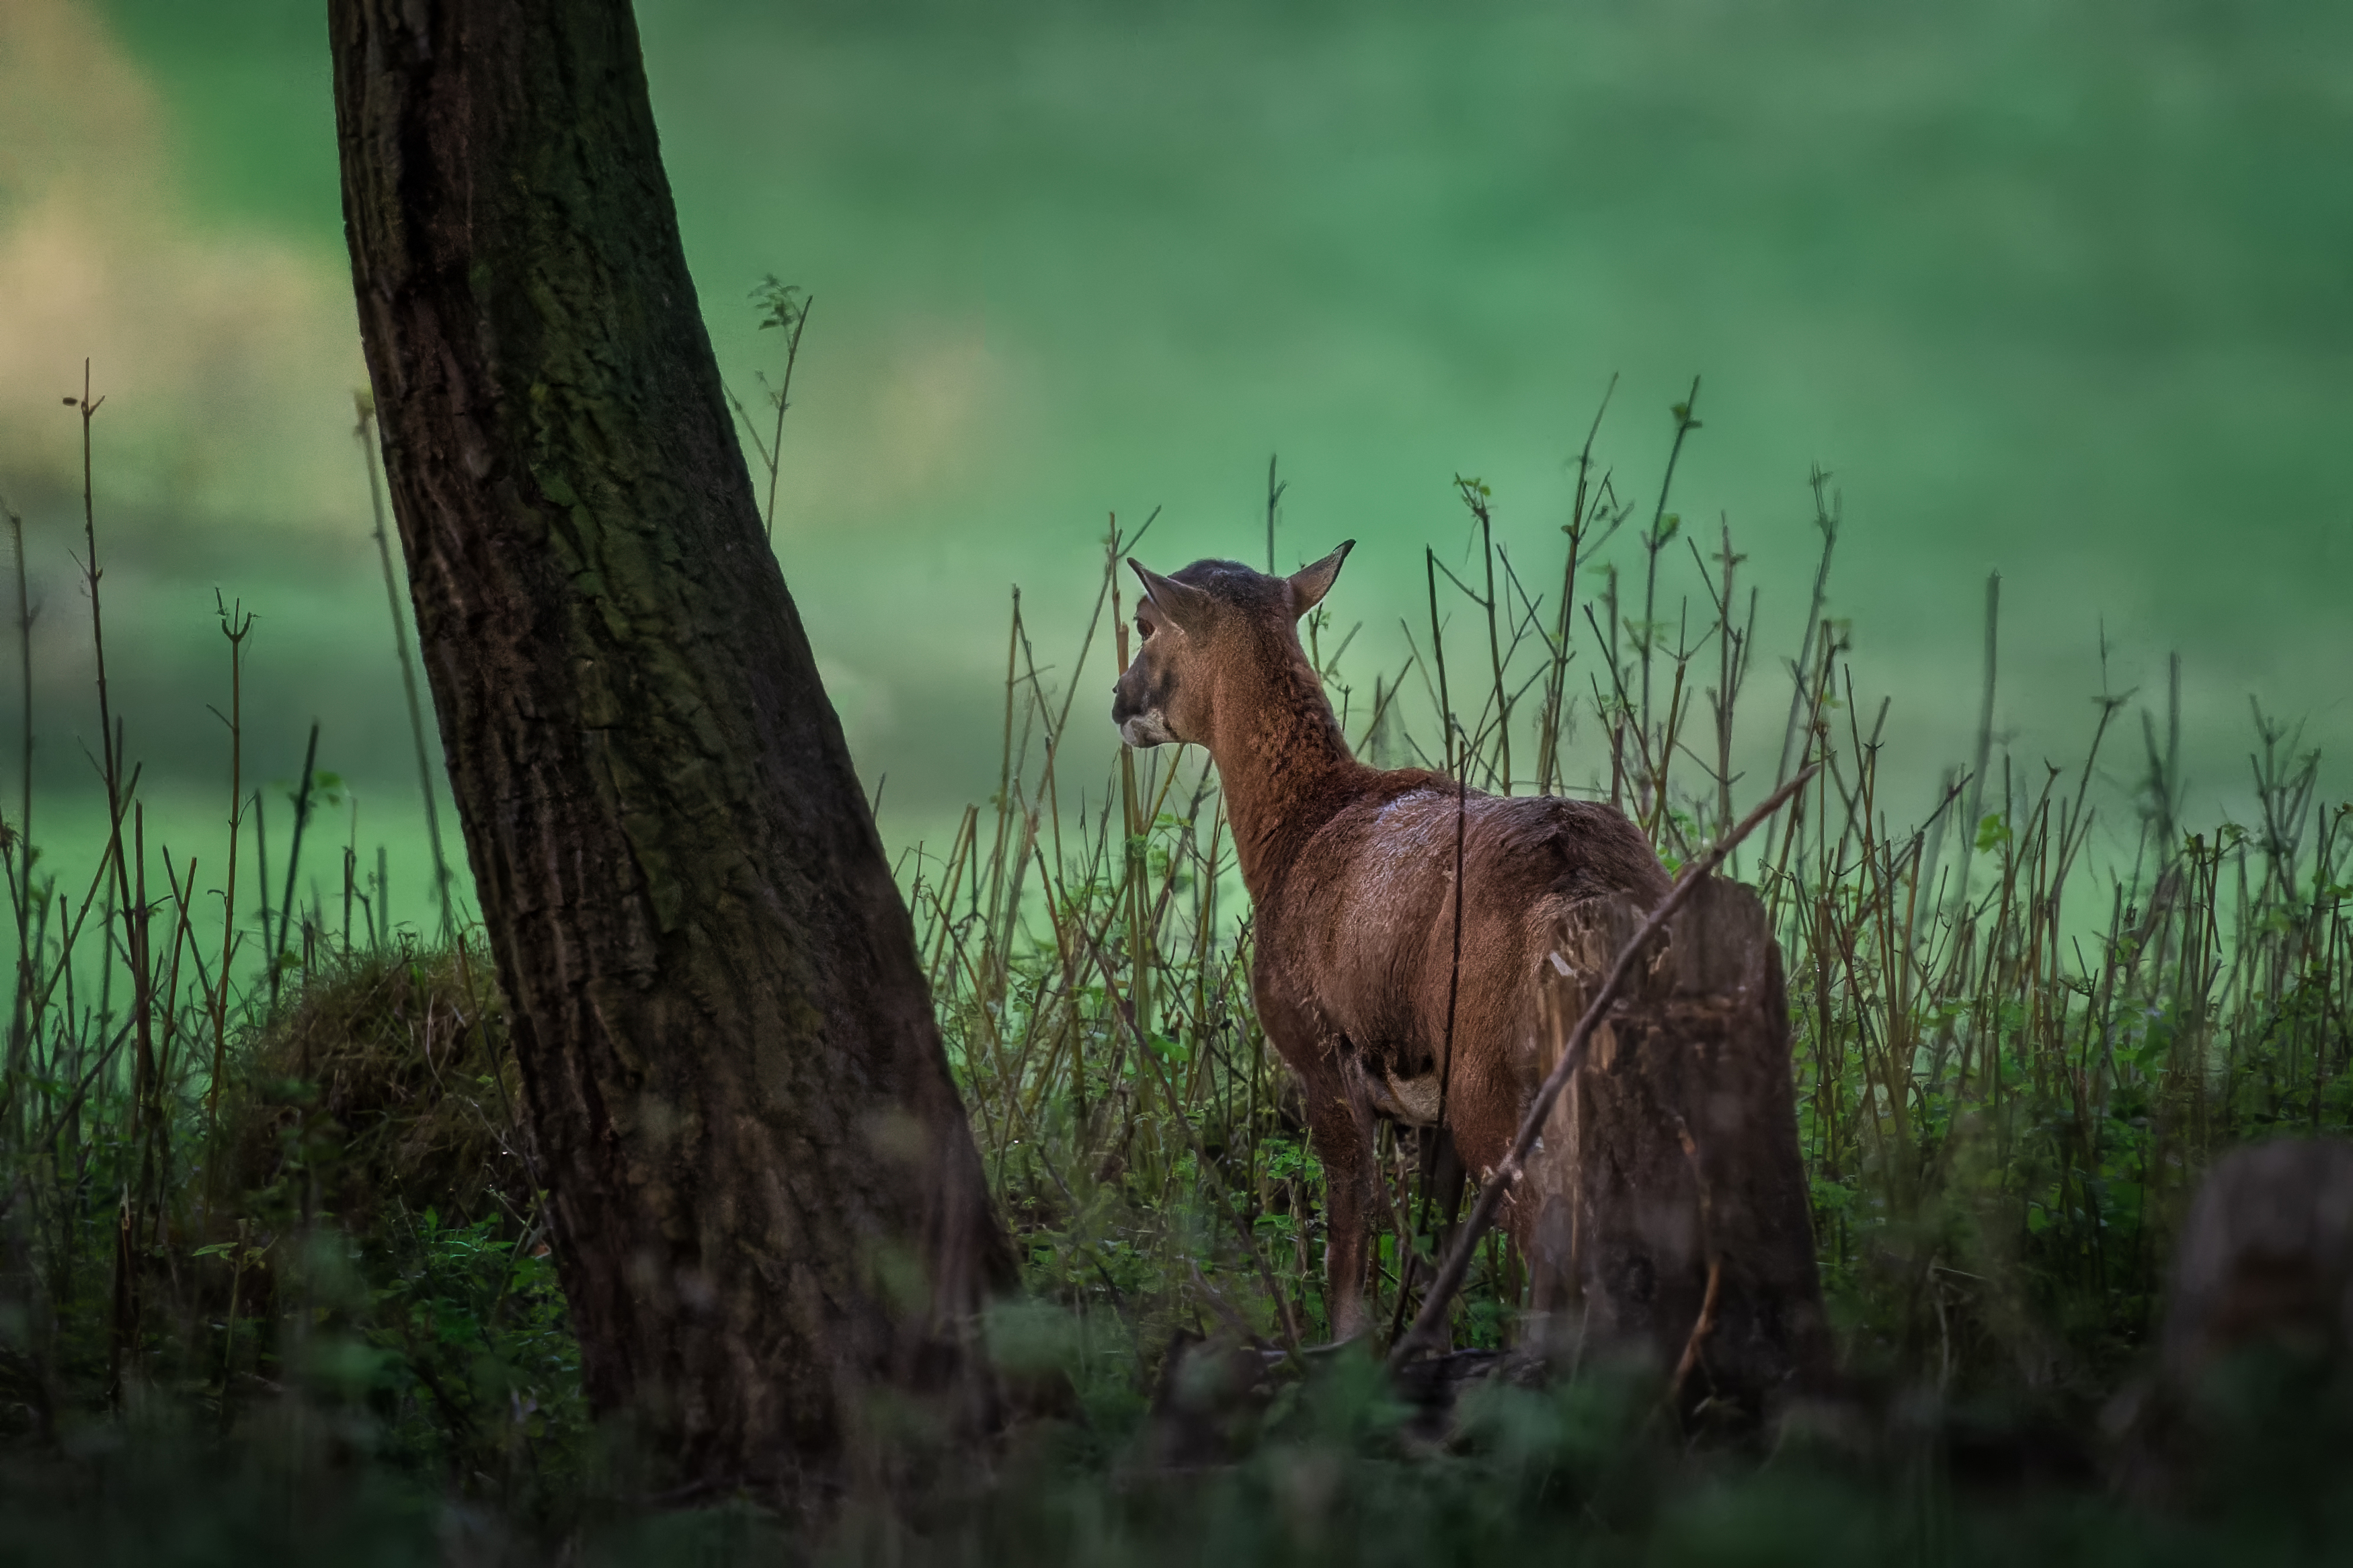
left=1113, top=546, right=1669, bottom=1339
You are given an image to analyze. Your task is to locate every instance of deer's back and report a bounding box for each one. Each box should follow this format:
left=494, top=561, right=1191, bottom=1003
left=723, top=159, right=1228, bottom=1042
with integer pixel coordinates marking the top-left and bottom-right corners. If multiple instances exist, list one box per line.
left=1257, top=781, right=1669, bottom=1089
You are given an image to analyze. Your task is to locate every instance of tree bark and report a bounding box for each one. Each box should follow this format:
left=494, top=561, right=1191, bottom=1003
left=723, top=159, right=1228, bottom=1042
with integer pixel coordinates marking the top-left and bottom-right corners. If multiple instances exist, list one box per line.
left=1522, top=879, right=1832, bottom=1421
left=328, top=0, right=1009, bottom=1506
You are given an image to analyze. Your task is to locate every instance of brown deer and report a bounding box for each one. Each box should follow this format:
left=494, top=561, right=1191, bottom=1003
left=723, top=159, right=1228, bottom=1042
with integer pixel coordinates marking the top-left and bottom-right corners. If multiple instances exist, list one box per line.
left=1112, top=542, right=1669, bottom=1340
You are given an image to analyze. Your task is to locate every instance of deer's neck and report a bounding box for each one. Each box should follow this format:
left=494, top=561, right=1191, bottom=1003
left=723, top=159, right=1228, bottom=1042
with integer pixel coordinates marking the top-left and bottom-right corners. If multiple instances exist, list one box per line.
left=1204, top=659, right=1365, bottom=899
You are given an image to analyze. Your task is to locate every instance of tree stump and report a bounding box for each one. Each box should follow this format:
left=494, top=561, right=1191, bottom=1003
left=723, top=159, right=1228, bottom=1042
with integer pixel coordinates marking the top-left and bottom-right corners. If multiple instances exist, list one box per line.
left=2159, top=1138, right=2353, bottom=1382
left=2111, top=1138, right=2353, bottom=1500
left=1521, top=876, right=1831, bottom=1419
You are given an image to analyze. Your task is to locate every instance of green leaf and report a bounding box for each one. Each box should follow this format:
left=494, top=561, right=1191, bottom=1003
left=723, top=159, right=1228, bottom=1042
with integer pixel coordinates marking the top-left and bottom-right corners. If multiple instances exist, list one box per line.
left=750, top=275, right=807, bottom=334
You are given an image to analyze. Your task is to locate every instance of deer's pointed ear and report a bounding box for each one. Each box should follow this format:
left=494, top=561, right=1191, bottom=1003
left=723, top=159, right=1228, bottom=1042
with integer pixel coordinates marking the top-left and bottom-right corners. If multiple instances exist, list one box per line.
left=1128, top=559, right=1214, bottom=636
left=1287, top=540, right=1355, bottom=620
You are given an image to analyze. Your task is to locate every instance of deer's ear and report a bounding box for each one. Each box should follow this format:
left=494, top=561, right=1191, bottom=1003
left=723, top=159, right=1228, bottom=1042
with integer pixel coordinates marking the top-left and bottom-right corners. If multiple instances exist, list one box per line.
left=1128, top=559, right=1214, bottom=636
left=1287, top=540, right=1355, bottom=620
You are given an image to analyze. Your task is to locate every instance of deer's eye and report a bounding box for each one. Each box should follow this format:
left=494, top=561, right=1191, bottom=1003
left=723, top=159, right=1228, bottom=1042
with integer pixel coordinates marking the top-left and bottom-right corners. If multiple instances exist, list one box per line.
left=1136, top=618, right=1152, bottom=641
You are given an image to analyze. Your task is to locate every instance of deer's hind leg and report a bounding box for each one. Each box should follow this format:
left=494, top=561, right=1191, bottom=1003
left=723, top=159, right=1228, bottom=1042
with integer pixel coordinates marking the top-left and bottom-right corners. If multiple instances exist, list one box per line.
left=1413, top=1124, right=1470, bottom=1262
left=1439, top=1042, right=1544, bottom=1253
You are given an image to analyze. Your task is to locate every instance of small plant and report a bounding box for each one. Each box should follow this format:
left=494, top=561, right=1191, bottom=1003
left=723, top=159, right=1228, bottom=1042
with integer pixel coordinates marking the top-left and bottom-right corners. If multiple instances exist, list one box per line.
left=724, top=274, right=812, bottom=541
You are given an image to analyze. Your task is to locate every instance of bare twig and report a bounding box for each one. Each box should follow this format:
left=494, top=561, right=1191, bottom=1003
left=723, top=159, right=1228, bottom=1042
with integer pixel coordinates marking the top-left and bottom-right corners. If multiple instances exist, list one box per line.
left=355, top=393, right=456, bottom=939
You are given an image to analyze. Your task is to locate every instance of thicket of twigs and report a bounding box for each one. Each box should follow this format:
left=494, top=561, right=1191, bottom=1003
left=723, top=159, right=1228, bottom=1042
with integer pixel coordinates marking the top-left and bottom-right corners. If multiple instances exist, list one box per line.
left=924, top=390, right=2352, bottom=1409
left=0, top=373, right=2346, bottom=1563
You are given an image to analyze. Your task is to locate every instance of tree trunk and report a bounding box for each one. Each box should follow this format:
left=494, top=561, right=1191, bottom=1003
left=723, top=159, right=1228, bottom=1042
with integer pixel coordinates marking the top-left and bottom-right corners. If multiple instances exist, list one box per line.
left=328, top=0, right=1010, bottom=1507
left=1522, top=879, right=1832, bottom=1421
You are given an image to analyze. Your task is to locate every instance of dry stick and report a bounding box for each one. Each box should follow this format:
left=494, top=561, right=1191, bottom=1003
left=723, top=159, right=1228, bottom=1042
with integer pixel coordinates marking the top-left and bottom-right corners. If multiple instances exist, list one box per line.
left=1581, top=602, right=1689, bottom=856
left=127, top=806, right=157, bottom=1246
left=1492, top=550, right=1553, bottom=687
left=1765, top=633, right=1841, bottom=904
left=1016, top=833, right=1093, bottom=1131
left=3, top=497, right=32, bottom=1125
left=356, top=395, right=457, bottom=941
left=982, top=588, right=1021, bottom=979
left=17, top=766, right=141, bottom=1048
left=922, top=805, right=978, bottom=985
left=1265, top=454, right=1287, bottom=574
left=1665, top=1112, right=1724, bottom=1407
left=1426, top=550, right=1507, bottom=785
left=1351, top=658, right=1416, bottom=758
left=761, top=293, right=809, bottom=541
left=153, top=852, right=199, bottom=1069
left=1540, top=376, right=1615, bottom=795
left=1642, top=648, right=1698, bottom=855
left=1692, top=520, right=1753, bottom=839
left=1390, top=761, right=1822, bottom=1368
left=719, top=286, right=813, bottom=544
left=1457, top=479, right=1512, bottom=790
left=205, top=597, right=251, bottom=1144
left=74, top=369, right=139, bottom=1079
left=1014, top=603, right=1091, bottom=945
left=1952, top=571, right=2001, bottom=923
left=253, top=788, right=271, bottom=983
left=1113, top=583, right=1154, bottom=1046
left=1424, top=550, right=1454, bottom=766
left=1638, top=376, right=1702, bottom=744
left=267, top=724, right=321, bottom=1011
left=1386, top=725, right=1472, bottom=1347
left=1185, top=797, right=1225, bottom=1103
left=71, top=366, right=147, bottom=1407
left=1602, top=567, right=1627, bottom=809
left=148, top=848, right=199, bottom=1253
left=1764, top=470, right=1840, bottom=867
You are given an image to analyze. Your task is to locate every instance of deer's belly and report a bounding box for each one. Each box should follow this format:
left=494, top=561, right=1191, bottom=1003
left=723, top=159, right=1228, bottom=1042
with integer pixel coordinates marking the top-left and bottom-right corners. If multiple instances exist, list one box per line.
left=1367, top=1063, right=1443, bottom=1126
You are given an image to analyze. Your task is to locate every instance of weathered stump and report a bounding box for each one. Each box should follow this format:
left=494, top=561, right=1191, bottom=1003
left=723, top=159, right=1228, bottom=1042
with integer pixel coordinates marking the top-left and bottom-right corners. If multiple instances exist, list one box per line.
left=2112, top=1138, right=2353, bottom=1500
left=2159, top=1137, right=2353, bottom=1382
left=1521, top=877, right=1832, bottom=1419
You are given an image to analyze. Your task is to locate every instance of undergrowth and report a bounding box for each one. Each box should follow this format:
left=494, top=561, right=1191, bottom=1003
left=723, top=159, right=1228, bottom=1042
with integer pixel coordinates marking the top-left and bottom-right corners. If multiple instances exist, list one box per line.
left=0, top=369, right=2344, bottom=1561
left=913, top=428, right=2351, bottom=1413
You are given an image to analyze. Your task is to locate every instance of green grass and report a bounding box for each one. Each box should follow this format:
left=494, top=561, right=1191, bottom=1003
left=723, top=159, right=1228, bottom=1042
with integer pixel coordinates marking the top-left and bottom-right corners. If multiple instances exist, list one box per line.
left=0, top=387, right=2346, bottom=1561
left=918, top=436, right=2351, bottom=1409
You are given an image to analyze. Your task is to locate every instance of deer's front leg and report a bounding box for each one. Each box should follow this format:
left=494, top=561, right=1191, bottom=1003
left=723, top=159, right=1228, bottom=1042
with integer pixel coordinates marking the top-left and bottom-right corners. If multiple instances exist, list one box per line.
left=1257, top=983, right=1382, bottom=1344
left=1297, top=1048, right=1380, bottom=1343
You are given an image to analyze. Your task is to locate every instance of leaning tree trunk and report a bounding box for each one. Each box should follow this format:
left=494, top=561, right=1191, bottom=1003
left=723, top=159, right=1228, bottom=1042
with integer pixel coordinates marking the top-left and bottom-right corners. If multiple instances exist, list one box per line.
left=328, top=0, right=1010, bottom=1507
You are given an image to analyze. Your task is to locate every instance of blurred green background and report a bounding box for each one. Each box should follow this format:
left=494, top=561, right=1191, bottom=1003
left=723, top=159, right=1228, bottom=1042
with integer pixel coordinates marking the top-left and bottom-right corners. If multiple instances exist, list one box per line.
left=0, top=0, right=2345, bottom=930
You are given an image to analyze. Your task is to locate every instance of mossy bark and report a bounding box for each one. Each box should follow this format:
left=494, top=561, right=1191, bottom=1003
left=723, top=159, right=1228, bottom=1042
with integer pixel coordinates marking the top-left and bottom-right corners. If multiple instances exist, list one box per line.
left=327, top=0, right=1009, bottom=1505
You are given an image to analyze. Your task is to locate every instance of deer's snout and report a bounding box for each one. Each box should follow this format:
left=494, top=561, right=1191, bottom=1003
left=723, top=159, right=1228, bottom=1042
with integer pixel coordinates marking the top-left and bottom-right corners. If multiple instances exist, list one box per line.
left=1111, top=667, right=1176, bottom=747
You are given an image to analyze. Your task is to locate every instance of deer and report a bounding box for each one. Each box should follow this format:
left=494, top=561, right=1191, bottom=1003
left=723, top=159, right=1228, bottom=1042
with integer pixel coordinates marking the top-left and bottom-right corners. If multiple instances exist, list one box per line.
left=1111, top=542, right=1669, bottom=1342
